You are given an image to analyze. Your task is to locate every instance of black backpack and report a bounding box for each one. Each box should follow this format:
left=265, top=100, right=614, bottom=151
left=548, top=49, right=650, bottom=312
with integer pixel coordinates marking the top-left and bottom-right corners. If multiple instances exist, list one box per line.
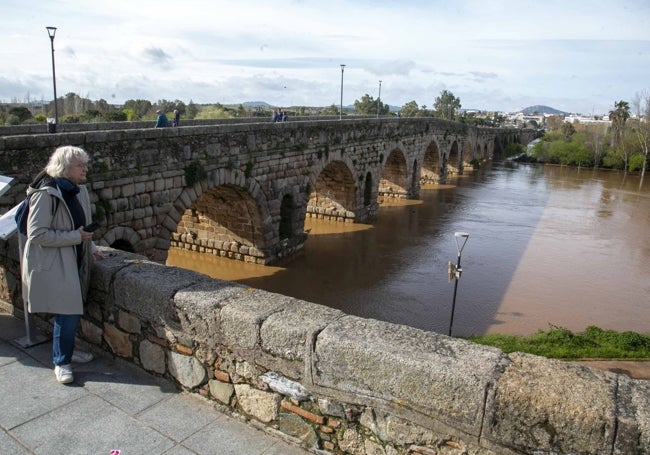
left=15, top=172, right=60, bottom=236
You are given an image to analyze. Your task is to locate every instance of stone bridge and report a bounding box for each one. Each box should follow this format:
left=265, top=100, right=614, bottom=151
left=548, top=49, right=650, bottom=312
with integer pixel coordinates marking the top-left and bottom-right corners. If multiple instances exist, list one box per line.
left=0, top=118, right=535, bottom=264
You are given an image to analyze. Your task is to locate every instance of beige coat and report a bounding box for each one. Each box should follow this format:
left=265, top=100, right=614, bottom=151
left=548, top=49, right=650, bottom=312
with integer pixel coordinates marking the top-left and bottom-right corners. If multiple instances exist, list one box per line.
left=20, top=183, right=94, bottom=315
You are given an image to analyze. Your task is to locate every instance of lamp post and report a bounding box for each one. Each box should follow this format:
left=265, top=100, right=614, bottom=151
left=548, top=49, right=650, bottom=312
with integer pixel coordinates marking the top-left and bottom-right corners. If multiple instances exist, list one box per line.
left=376, top=80, right=382, bottom=118
left=46, top=26, right=58, bottom=133
left=447, top=231, right=469, bottom=337
left=339, top=64, right=346, bottom=120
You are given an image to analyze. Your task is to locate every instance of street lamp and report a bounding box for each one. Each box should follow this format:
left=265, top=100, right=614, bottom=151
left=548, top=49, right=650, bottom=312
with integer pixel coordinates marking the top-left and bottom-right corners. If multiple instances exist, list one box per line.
left=376, top=80, right=382, bottom=118
left=46, top=26, right=58, bottom=133
left=339, top=64, right=346, bottom=120
left=447, top=231, right=469, bottom=337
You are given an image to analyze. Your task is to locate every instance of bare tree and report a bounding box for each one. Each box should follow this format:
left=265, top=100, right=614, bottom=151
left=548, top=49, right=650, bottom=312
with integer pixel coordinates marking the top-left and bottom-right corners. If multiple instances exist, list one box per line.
left=631, top=90, right=650, bottom=177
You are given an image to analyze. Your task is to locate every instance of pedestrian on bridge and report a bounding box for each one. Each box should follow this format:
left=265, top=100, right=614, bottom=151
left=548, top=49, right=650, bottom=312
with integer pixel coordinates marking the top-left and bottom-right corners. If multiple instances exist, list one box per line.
left=155, top=110, right=168, bottom=128
left=20, top=146, right=104, bottom=384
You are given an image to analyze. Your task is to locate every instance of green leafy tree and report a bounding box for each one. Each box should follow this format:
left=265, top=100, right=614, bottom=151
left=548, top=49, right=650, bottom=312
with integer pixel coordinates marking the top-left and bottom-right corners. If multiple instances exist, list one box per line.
left=123, top=99, right=153, bottom=118
left=103, top=111, right=127, bottom=122
left=353, top=94, right=389, bottom=115
left=186, top=100, right=199, bottom=119
left=562, top=122, right=576, bottom=141
left=154, top=99, right=176, bottom=116
left=195, top=104, right=234, bottom=119
left=433, top=90, right=461, bottom=120
left=8, top=106, right=33, bottom=123
left=95, top=99, right=111, bottom=114
left=400, top=100, right=422, bottom=117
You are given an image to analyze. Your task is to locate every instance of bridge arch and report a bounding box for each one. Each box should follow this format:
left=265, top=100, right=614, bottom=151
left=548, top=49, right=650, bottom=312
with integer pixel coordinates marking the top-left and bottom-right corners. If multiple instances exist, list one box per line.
left=448, top=141, right=460, bottom=174
left=164, top=171, right=278, bottom=264
left=98, top=226, right=141, bottom=253
left=379, top=147, right=408, bottom=199
left=307, top=160, right=357, bottom=222
left=421, top=140, right=443, bottom=184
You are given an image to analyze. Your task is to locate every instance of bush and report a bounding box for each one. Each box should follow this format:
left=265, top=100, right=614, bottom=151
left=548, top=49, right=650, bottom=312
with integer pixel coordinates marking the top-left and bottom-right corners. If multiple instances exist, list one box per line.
left=629, top=154, right=646, bottom=172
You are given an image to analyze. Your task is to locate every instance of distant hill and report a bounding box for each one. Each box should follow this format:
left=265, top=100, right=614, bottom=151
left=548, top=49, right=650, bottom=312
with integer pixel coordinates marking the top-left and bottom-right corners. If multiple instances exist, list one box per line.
left=521, top=105, right=567, bottom=116
left=242, top=101, right=272, bottom=107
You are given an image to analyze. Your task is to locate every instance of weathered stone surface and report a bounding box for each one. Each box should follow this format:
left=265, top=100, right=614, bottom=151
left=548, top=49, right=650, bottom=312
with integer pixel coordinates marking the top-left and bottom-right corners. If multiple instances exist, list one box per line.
left=631, top=379, right=650, bottom=453
left=318, top=397, right=346, bottom=419
left=171, top=278, right=247, bottom=359
left=220, top=289, right=294, bottom=349
left=260, top=300, right=344, bottom=361
left=117, top=310, right=141, bottom=334
left=614, top=375, right=650, bottom=454
left=168, top=351, right=206, bottom=389
left=113, top=261, right=210, bottom=326
left=485, top=352, right=616, bottom=454
left=79, top=318, right=102, bottom=345
left=364, top=439, right=386, bottom=455
left=339, top=427, right=364, bottom=455
left=234, top=384, right=281, bottom=423
left=313, top=315, right=506, bottom=434
left=260, top=371, right=310, bottom=401
left=277, top=413, right=319, bottom=448
left=208, top=379, right=234, bottom=405
left=139, top=339, right=166, bottom=374
left=103, top=323, right=132, bottom=358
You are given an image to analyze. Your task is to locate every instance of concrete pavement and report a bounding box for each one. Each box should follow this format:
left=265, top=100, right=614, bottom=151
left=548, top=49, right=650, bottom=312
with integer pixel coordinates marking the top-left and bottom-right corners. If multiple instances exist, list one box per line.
left=0, top=312, right=312, bottom=455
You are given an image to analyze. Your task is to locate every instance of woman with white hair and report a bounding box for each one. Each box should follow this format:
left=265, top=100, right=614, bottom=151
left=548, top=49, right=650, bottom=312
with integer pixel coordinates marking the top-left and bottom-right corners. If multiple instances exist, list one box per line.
left=21, top=145, right=102, bottom=384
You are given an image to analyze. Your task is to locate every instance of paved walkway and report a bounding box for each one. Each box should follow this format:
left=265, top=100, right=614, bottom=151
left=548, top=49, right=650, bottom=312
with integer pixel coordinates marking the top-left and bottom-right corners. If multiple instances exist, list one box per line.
left=0, top=313, right=312, bottom=455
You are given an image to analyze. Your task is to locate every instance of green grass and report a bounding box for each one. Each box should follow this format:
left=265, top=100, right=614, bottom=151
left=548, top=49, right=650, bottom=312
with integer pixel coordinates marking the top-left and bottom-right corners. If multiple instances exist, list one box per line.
left=468, top=325, right=650, bottom=360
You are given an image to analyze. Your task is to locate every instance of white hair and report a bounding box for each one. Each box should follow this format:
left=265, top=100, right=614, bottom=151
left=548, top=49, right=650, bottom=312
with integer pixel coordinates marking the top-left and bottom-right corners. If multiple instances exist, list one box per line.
left=45, top=145, right=89, bottom=178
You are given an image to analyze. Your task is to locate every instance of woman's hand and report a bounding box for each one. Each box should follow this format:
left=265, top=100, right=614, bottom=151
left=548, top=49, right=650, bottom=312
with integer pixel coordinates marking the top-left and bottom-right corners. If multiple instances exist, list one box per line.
left=77, top=226, right=94, bottom=241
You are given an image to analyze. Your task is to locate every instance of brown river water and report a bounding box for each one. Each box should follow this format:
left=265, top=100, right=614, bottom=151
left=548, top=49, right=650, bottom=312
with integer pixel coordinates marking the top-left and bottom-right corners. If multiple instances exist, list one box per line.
left=168, top=161, right=650, bottom=337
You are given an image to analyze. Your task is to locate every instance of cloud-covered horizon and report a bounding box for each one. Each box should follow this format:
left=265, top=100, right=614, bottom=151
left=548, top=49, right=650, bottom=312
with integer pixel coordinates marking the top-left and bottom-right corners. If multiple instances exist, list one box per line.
left=2, top=0, right=649, bottom=114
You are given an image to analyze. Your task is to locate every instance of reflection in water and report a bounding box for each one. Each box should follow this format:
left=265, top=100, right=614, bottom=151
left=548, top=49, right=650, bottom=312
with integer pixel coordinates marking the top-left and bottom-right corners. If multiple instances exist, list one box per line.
left=168, top=162, right=650, bottom=337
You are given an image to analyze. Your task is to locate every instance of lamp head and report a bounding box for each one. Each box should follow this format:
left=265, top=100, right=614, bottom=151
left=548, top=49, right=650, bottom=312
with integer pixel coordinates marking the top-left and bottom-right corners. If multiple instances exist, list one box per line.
left=46, top=26, right=57, bottom=39
left=454, top=231, right=470, bottom=254
left=340, top=64, right=346, bottom=69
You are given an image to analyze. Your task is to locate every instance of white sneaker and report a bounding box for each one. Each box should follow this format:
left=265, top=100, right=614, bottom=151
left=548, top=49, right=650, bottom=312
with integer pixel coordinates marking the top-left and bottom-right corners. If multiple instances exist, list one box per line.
left=54, top=364, right=74, bottom=384
left=71, top=350, right=94, bottom=364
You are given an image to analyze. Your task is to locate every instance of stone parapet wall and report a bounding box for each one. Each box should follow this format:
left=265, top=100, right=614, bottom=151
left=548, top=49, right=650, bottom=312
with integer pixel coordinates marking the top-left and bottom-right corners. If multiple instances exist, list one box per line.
left=0, top=116, right=376, bottom=137
left=1, top=242, right=647, bottom=454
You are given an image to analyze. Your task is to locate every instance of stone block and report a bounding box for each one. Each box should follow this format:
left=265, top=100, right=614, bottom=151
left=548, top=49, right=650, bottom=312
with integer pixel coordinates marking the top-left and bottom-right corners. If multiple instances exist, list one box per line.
left=220, top=289, right=294, bottom=350
left=80, top=318, right=103, bottom=345
left=139, top=339, right=166, bottom=374
left=261, top=299, right=343, bottom=362
left=103, top=323, right=132, bottom=358
left=484, top=352, right=616, bottom=454
left=117, top=310, right=141, bottom=334
left=234, top=384, right=281, bottom=423
left=168, top=350, right=206, bottom=389
left=208, top=379, right=234, bottom=405
left=313, top=315, right=505, bottom=436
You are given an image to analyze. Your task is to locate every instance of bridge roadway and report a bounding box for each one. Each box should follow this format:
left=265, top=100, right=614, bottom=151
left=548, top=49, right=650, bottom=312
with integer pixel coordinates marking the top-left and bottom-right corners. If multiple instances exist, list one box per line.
left=0, top=117, right=535, bottom=264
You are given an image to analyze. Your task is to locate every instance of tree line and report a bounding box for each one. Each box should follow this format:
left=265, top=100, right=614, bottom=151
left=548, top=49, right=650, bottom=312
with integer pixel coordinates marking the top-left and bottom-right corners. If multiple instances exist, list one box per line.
left=529, top=93, right=649, bottom=176
left=1, top=89, right=478, bottom=125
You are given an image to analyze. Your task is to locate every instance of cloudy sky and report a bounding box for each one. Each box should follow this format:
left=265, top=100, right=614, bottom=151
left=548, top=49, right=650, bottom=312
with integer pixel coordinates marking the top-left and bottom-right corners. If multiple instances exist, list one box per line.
left=2, top=0, right=649, bottom=115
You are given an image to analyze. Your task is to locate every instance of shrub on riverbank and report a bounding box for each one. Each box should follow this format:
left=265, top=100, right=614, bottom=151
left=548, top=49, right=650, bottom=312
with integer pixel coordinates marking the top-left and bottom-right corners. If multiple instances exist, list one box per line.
left=469, top=325, right=650, bottom=359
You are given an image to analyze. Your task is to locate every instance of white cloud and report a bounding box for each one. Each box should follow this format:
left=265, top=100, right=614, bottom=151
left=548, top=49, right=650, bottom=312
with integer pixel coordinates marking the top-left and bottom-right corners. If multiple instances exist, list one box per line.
left=1, top=0, right=649, bottom=114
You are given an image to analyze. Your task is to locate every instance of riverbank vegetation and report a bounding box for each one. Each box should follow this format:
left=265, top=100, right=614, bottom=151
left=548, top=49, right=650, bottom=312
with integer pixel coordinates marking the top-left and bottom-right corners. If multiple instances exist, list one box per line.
left=469, top=325, right=650, bottom=360
left=523, top=95, right=649, bottom=176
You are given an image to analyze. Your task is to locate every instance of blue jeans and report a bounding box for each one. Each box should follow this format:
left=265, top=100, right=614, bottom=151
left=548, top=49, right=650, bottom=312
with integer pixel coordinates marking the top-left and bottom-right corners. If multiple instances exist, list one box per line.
left=52, top=314, right=80, bottom=366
